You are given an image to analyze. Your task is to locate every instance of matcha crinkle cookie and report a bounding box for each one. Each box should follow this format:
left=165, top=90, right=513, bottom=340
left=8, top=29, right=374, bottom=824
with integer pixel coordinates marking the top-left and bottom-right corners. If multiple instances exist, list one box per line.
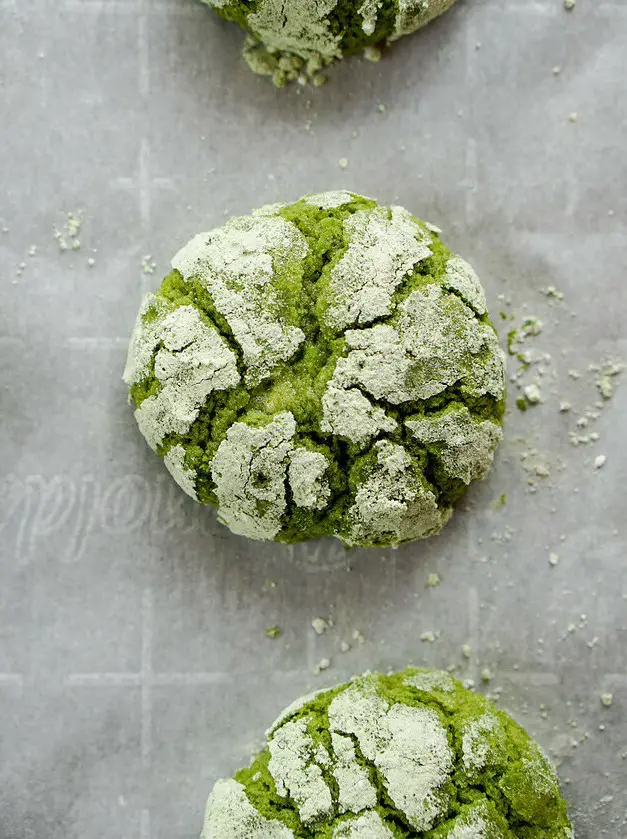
left=201, top=0, right=457, bottom=86
left=200, top=668, right=573, bottom=838
left=123, top=191, right=505, bottom=547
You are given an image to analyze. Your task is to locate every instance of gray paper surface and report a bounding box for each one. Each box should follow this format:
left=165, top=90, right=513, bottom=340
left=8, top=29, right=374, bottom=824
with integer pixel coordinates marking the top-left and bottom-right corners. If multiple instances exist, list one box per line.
left=1, top=0, right=626, bottom=837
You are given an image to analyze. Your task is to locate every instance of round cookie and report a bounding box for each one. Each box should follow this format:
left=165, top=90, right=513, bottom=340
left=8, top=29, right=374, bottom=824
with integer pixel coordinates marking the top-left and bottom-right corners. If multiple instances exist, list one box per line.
left=201, top=0, right=458, bottom=86
left=123, top=191, right=505, bottom=547
left=200, top=668, right=573, bottom=838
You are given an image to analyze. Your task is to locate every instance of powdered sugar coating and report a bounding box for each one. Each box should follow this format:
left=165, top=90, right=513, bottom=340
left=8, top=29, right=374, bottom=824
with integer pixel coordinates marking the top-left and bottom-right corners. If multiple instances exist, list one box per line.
left=163, top=444, right=198, bottom=500
left=172, top=215, right=308, bottom=385
left=443, top=256, right=488, bottom=315
left=406, top=407, right=503, bottom=485
left=333, top=811, right=395, bottom=838
left=331, top=732, right=378, bottom=813
left=130, top=305, right=240, bottom=451
left=268, top=717, right=333, bottom=824
left=406, top=670, right=456, bottom=693
left=323, top=205, right=431, bottom=332
left=303, top=191, right=359, bottom=209
left=321, top=383, right=398, bottom=446
left=288, top=448, right=331, bottom=509
left=201, top=779, right=293, bottom=838
left=345, top=441, right=452, bottom=546
left=328, top=680, right=453, bottom=831
left=211, top=412, right=296, bottom=540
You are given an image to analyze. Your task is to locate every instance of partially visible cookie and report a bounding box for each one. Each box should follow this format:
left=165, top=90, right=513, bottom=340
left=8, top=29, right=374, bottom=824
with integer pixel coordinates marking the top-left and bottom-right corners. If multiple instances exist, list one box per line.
left=200, top=668, right=574, bottom=838
left=201, top=0, right=458, bottom=86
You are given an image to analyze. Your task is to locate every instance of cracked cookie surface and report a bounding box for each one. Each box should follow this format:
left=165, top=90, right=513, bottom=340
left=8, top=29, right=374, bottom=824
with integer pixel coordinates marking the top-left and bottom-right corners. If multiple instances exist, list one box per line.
left=200, top=669, right=573, bottom=838
left=123, top=191, right=505, bottom=547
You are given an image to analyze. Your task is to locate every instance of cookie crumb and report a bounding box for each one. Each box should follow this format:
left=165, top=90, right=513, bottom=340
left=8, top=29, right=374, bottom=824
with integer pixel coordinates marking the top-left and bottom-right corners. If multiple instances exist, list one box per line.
left=523, top=383, right=542, bottom=405
left=311, top=617, right=329, bottom=636
left=314, top=657, right=331, bottom=673
left=363, top=46, right=382, bottom=62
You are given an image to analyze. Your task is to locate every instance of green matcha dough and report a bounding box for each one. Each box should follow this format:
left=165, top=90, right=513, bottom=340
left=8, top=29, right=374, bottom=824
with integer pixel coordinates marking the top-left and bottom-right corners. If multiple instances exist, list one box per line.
left=200, top=0, right=458, bottom=86
left=200, top=668, right=573, bottom=838
left=123, top=191, right=506, bottom=547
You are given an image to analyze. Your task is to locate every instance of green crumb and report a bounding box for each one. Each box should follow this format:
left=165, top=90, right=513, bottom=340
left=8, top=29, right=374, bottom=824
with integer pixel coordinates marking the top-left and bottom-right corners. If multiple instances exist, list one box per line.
left=266, top=625, right=282, bottom=639
left=200, top=0, right=459, bottom=86
left=597, top=364, right=623, bottom=400
left=200, top=668, right=574, bottom=838
left=363, top=45, right=382, bottom=62
left=123, top=191, right=506, bottom=548
left=516, top=397, right=529, bottom=412
left=521, top=317, right=543, bottom=337
left=494, top=493, right=507, bottom=509
left=54, top=210, right=83, bottom=252
left=142, top=255, right=156, bottom=275
left=597, top=374, right=614, bottom=400
left=426, top=572, right=441, bottom=587
left=523, top=384, right=542, bottom=405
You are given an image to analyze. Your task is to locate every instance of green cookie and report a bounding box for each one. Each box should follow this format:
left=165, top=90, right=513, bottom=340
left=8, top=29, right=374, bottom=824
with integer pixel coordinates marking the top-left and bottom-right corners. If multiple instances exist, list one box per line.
left=123, top=192, right=505, bottom=547
left=201, top=668, right=573, bottom=838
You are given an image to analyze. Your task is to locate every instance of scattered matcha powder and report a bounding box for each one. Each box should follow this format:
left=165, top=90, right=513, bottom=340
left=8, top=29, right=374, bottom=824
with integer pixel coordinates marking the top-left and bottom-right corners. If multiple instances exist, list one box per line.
left=54, top=210, right=83, bottom=252
left=142, top=254, right=156, bottom=274
left=266, top=625, right=282, bottom=639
